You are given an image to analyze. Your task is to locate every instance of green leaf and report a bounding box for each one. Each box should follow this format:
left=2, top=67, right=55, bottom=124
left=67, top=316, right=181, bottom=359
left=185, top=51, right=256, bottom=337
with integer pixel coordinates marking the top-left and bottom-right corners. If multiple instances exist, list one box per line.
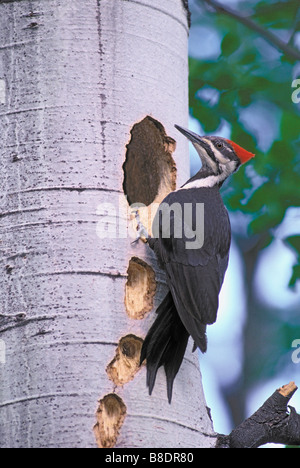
left=284, top=236, right=300, bottom=255
left=249, top=203, right=285, bottom=234
left=238, top=88, right=253, bottom=107
left=253, top=0, right=299, bottom=29
left=218, top=90, right=239, bottom=121
left=238, top=51, right=258, bottom=66
left=245, top=183, right=272, bottom=213
left=267, top=141, right=294, bottom=171
left=221, top=32, right=241, bottom=57
left=191, top=100, right=221, bottom=133
left=284, top=236, right=300, bottom=288
left=213, top=71, right=235, bottom=91
left=289, top=264, right=300, bottom=288
left=230, top=123, right=257, bottom=153
left=281, top=112, right=300, bottom=141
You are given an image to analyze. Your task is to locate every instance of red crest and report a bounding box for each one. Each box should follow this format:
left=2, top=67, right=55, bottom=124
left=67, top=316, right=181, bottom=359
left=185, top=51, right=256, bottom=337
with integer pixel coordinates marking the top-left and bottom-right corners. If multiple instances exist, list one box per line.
left=226, top=140, right=255, bottom=164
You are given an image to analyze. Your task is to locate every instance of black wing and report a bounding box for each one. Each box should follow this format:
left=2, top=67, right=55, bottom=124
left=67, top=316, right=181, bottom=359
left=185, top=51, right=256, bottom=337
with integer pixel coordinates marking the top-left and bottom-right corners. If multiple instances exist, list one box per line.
left=152, top=186, right=231, bottom=351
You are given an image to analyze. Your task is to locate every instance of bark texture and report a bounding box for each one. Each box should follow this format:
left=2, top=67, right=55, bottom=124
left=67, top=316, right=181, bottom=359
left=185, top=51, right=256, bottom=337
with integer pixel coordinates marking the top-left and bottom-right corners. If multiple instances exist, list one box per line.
left=0, top=0, right=215, bottom=448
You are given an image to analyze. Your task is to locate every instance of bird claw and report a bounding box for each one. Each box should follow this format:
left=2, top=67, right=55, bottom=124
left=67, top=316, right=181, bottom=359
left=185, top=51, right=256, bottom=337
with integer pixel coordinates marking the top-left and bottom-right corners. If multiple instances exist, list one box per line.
left=131, top=210, right=149, bottom=245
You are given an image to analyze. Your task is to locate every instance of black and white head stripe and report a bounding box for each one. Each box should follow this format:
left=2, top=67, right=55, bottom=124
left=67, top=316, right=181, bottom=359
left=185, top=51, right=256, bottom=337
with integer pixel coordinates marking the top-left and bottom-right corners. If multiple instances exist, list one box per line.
left=176, top=135, right=240, bottom=189
left=198, top=137, right=239, bottom=164
left=187, top=136, right=240, bottom=183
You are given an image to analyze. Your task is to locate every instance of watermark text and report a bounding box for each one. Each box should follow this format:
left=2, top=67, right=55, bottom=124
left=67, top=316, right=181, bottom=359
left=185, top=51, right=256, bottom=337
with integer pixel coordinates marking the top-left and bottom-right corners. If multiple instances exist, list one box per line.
left=96, top=196, right=205, bottom=250
left=292, top=79, right=300, bottom=104
left=292, top=339, right=300, bottom=364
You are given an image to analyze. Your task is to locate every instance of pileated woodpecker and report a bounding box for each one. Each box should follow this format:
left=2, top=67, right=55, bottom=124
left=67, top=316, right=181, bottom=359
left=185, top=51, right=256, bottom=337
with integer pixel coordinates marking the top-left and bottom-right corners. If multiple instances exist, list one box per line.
left=139, top=125, right=255, bottom=403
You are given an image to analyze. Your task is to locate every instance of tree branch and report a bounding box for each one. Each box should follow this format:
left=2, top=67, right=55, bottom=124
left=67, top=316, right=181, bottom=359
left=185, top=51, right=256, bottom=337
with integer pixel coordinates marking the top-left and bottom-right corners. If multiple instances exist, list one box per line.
left=216, top=382, right=300, bottom=448
left=198, top=0, right=300, bottom=61
left=288, top=6, right=300, bottom=46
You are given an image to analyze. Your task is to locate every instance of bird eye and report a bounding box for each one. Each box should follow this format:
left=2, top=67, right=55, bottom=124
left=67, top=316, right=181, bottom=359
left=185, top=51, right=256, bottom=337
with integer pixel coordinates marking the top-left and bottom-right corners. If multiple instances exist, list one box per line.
left=217, top=142, right=223, bottom=149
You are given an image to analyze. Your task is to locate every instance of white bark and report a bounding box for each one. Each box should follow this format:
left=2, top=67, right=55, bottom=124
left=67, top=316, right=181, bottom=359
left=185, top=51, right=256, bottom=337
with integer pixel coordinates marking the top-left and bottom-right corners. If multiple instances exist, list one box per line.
left=0, top=0, right=215, bottom=448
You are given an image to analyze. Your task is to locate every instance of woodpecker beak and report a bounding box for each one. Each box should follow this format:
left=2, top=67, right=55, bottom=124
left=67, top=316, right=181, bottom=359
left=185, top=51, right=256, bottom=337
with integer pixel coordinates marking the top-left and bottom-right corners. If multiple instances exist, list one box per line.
left=174, top=125, right=218, bottom=171
left=174, top=125, right=203, bottom=145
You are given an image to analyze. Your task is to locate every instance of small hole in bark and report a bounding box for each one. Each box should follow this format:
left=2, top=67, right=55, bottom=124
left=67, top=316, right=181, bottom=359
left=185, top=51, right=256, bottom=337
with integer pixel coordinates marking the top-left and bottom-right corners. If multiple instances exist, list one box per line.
left=125, top=257, right=156, bottom=320
left=5, top=265, right=13, bottom=275
left=123, top=116, right=177, bottom=207
left=93, top=393, right=127, bottom=448
left=106, top=334, right=143, bottom=386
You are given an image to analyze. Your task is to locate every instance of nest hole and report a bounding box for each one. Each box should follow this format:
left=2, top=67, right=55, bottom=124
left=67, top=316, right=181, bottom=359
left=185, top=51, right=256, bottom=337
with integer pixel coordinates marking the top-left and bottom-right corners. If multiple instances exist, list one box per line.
left=125, top=257, right=156, bottom=320
left=106, top=334, right=144, bottom=386
left=93, top=393, right=127, bottom=448
left=123, top=116, right=177, bottom=207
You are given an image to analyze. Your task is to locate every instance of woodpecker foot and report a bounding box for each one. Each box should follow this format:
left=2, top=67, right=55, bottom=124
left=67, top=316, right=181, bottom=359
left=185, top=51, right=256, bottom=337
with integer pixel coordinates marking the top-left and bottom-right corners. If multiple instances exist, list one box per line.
left=131, top=210, right=149, bottom=245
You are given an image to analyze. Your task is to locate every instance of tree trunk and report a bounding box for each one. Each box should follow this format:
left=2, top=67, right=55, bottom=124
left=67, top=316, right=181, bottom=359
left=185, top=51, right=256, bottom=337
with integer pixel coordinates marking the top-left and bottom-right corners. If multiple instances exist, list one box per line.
left=0, top=0, right=215, bottom=448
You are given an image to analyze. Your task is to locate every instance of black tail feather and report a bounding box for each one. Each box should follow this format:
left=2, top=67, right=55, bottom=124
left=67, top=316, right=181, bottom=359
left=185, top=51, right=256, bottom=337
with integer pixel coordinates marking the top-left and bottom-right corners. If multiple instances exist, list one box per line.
left=140, top=292, right=190, bottom=403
